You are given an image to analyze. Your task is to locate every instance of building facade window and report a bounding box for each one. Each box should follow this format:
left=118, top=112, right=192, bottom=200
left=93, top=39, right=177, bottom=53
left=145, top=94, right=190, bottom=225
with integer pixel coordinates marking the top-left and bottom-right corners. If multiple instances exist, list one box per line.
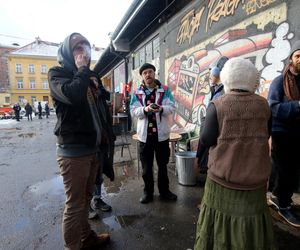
left=5, top=97, right=10, bottom=103
left=133, top=52, right=139, bottom=69
left=28, top=64, right=35, bottom=73
left=41, top=64, right=47, bottom=74
left=133, top=36, right=159, bottom=69
left=43, top=96, right=49, bottom=102
left=146, top=42, right=153, bottom=62
left=113, top=62, right=125, bottom=93
left=31, top=96, right=37, bottom=104
left=139, top=47, right=145, bottom=66
left=42, top=80, right=49, bottom=89
left=17, top=79, right=23, bottom=89
left=16, top=64, right=22, bottom=73
left=30, top=80, right=35, bottom=89
left=18, top=96, right=25, bottom=104
left=153, top=37, right=160, bottom=59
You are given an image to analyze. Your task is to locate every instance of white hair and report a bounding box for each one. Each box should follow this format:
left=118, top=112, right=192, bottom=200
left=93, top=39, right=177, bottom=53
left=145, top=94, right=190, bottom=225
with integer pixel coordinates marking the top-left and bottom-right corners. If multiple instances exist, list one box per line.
left=220, top=57, right=259, bottom=93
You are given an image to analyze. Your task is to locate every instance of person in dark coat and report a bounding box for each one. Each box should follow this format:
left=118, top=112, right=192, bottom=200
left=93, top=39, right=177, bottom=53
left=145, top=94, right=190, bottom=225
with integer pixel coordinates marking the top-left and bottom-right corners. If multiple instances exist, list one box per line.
left=13, top=103, right=21, bottom=121
left=25, top=103, right=33, bottom=121
left=196, top=66, right=225, bottom=175
left=45, top=103, right=50, bottom=118
left=48, top=33, right=112, bottom=249
left=267, top=40, right=300, bottom=227
left=37, top=102, right=42, bottom=119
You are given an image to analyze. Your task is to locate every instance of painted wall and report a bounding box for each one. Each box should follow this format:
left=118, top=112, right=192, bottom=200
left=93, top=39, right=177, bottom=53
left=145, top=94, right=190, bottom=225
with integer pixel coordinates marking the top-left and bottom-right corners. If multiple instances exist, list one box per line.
left=159, top=0, right=299, bottom=129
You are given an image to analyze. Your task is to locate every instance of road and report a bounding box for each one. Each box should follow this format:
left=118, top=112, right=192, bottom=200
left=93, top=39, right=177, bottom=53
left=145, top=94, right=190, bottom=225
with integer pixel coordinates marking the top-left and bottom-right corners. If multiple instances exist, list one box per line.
left=0, top=116, right=63, bottom=249
left=1, top=115, right=300, bottom=250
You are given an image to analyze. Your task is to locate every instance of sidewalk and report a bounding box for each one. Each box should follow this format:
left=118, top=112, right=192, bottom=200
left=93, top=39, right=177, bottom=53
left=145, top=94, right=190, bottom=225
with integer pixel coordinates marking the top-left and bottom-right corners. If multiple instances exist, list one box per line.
left=83, top=133, right=300, bottom=250
left=3, top=117, right=299, bottom=249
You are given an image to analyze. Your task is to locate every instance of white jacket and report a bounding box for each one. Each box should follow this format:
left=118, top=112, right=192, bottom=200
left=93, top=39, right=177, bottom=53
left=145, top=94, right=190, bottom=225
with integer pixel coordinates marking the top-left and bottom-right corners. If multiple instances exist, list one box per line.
left=130, top=83, right=175, bottom=143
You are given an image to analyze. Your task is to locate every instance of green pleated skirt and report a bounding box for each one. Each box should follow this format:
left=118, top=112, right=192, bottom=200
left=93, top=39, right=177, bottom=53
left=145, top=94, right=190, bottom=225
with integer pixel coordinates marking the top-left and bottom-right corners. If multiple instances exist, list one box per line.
left=194, top=178, right=277, bottom=250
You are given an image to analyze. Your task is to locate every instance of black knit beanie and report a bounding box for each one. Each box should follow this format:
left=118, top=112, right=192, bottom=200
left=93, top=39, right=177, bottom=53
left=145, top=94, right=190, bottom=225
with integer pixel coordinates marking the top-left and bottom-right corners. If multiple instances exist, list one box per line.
left=139, top=63, right=156, bottom=75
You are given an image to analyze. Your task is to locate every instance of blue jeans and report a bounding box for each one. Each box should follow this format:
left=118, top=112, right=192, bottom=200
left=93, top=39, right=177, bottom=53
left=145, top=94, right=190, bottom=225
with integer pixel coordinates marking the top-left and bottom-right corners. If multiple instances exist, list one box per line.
left=94, top=152, right=104, bottom=199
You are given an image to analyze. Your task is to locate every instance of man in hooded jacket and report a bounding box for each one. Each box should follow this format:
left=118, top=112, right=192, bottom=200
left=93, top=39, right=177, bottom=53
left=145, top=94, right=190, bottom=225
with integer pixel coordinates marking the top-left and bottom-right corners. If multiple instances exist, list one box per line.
left=48, top=33, right=113, bottom=250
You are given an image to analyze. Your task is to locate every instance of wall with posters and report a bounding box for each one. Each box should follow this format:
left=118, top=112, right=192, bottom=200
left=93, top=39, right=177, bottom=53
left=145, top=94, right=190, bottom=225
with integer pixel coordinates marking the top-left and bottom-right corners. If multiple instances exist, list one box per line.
left=160, top=0, right=300, bottom=128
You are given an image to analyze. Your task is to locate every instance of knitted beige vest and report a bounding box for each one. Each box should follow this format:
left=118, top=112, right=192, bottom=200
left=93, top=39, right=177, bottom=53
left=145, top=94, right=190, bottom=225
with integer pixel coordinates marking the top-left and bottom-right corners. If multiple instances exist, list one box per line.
left=208, top=92, right=271, bottom=190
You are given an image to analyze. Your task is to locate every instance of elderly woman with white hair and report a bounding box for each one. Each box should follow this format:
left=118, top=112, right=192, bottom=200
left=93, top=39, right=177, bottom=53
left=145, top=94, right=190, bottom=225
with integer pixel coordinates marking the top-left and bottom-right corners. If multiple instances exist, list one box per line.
left=194, top=57, right=276, bottom=250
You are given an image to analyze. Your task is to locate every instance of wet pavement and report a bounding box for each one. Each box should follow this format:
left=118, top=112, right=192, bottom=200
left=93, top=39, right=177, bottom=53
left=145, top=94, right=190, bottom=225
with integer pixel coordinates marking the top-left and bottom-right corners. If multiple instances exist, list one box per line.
left=0, top=116, right=300, bottom=249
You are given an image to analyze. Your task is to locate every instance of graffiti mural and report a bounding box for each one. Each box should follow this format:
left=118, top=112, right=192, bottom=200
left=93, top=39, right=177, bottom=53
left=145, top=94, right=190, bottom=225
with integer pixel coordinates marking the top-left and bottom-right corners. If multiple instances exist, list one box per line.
left=176, top=0, right=277, bottom=45
left=167, top=2, right=293, bottom=128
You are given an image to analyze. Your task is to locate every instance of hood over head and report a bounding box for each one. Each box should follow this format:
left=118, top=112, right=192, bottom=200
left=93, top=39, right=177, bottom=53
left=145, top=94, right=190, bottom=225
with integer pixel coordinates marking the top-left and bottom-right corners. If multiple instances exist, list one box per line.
left=210, top=66, right=220, bottom=77
left=57, top=32, right=91, bottom=72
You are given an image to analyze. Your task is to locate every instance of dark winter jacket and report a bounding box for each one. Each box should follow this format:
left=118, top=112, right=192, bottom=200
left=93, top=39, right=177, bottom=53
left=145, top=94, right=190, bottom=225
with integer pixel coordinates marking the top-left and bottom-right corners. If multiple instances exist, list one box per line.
left=25, top=104, right=32, bottom=115
left=45, top=104, right=50, bottom=115
left=48, top=33, right=115, bottom=180
left=38, top=104, right=42, bottom=113
left=13, top=104, right=21, bottom=112
left=196, top=83, right=224, bottom=168
left=211, top=83, right=224, bottom=101
left=268, top=74, right=300, bottom=136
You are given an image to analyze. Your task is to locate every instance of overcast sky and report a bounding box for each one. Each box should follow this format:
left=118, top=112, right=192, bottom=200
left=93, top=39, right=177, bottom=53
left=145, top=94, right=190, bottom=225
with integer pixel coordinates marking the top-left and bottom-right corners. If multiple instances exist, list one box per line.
left=0, top=0, right=134, bottom=47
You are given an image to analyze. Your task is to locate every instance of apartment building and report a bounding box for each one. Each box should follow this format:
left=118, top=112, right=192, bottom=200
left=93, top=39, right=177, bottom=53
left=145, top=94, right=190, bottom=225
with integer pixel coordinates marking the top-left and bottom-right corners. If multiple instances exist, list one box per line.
left=0, top=44, right=18, bottom=106
left=8, top=37, right=103, bottom=107
left=8, top=38, right=59, bottom=106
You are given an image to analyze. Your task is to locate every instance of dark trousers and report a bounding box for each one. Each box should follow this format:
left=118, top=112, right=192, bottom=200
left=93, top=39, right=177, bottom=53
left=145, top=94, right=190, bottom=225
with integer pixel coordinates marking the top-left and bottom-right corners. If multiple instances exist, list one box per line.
left=15, top=111, right=20, bottom=121
left=271, top=133, right=300, bottom=208
left=139, top=137, right=170, bottom=195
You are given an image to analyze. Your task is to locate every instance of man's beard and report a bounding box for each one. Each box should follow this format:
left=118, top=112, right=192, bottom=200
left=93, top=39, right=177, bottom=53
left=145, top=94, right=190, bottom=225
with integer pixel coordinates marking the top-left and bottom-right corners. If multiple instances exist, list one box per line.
left=292, top=61, right=300, bottom=74
left=145, top=77, right=155, bottom=85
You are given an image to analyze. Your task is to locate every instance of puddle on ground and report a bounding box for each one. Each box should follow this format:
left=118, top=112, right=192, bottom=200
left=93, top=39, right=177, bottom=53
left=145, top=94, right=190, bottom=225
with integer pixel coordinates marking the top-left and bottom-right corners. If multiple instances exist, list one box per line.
left=102, top=214, right=143, bottom=231
left=15, top=217, right=31, bottom=231
left=27, top=162, right=137, bottom=199
left=0, top=136, right=12, bottom=140
left=28, top=175, right=64, bottom=196
left=103, top=163, right=137, bottom=194
left=18, top=132, right=36, bottom=138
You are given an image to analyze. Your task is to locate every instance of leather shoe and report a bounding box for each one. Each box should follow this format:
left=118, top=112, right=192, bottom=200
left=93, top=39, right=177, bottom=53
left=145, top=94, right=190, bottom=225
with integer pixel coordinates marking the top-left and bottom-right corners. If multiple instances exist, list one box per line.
left=139, top=194, right=153, bottom=204
left=160, top=190, right=177, bottom=201
left=81, top=231, right=110, bottom=249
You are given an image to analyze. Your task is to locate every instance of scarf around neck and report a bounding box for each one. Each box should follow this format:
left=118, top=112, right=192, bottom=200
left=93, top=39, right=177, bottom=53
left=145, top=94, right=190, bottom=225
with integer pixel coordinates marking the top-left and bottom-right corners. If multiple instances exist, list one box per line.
left=283, top=63, right=300, bottom=101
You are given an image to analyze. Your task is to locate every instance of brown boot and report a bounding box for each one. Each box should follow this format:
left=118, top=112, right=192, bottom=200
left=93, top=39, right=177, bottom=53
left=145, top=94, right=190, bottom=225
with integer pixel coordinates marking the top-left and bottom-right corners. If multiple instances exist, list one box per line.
left=81, top=231, right=110, bottom=249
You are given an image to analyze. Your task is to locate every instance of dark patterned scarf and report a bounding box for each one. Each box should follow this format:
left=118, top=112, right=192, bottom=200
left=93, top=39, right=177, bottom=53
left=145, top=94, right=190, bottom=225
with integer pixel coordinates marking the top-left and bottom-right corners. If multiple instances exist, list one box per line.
left=283, top=63, right=300, bottom=101
left=87, top=86, right=104, bottom=145
left=87, top=80, right=115, bottom=181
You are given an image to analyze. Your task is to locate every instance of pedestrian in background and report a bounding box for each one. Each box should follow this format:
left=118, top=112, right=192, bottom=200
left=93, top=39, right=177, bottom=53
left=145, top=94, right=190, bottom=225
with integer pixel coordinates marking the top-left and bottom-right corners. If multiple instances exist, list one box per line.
left=25, top=103, right=33, bottom=121
left=267, top=40, right=300, bottom=227
left=48, top=32, right=112, bottom=250
left=13, top=103, right=21, bottom=122
left=196, top=65, right=226, bottom=175
left=38, top=102, right=42, bottom=119
left=45, top=102, right=50, bottom=118
left=130, top=63, right=177, bottom=204
left=194, top=58, right=276, bottom=250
